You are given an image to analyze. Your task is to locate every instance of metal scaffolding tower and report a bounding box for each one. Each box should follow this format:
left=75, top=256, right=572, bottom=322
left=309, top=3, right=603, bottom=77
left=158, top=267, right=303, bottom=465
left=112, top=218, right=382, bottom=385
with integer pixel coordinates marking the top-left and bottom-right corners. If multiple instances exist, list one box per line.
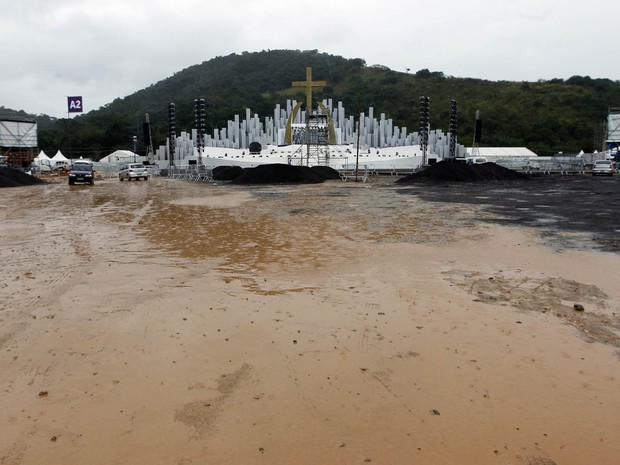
left=471, top=110, right=481, bottom=158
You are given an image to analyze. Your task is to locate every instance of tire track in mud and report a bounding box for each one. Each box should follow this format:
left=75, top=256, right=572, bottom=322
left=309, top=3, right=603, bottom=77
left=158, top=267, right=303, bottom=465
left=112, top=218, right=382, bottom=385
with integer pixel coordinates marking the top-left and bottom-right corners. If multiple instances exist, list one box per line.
left=0, top=183, right=125, bottom=349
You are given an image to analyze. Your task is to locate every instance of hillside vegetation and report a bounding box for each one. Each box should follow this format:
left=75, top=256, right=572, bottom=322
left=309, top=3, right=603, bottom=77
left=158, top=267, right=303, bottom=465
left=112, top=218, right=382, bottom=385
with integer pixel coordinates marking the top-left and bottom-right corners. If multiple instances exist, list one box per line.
left=22, top=50, right=620, bottom=158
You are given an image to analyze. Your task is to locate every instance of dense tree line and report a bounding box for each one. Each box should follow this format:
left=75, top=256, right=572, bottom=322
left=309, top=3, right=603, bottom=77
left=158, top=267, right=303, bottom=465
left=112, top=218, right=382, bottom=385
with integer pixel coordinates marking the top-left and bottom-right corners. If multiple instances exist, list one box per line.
left=21, top=50, right=620, bottom=158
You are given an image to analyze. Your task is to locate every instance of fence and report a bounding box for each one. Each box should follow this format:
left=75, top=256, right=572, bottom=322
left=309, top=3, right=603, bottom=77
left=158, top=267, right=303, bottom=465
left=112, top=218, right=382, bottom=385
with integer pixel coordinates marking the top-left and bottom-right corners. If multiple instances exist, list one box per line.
left=168, top=165, right=214, bottom=182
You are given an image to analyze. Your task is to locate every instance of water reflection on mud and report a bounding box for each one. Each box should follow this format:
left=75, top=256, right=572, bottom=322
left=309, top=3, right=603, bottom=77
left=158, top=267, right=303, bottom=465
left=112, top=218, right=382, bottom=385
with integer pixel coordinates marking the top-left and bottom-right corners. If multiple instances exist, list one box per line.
left=119, top=179, right=478, bottom=281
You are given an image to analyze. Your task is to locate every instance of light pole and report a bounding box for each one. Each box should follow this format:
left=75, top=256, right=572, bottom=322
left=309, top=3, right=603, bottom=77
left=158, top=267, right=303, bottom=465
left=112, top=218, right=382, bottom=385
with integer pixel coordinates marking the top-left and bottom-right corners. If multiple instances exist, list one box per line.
left=133, top=135, right=137, bottom=162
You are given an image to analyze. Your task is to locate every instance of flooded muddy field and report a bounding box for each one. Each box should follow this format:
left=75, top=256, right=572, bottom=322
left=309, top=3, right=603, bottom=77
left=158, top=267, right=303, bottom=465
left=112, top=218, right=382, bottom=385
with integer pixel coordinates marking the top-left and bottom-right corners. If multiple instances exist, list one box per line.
left=400, top=174, right=620, bottom=253
left=1, top=175, right=619, bottom=465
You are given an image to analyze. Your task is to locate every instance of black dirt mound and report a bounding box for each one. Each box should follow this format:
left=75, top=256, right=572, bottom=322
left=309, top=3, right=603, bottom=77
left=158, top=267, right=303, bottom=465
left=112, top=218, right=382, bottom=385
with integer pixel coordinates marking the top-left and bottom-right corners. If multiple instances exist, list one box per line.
left=310, top=165, right=341, bottom=180
left=0, top=167, right=47, bottom=188
left=213, top=165, right=245, bottom=181
left=396, top=160, right=530, bottom=183
left=230, top=164, right=327, bottom=184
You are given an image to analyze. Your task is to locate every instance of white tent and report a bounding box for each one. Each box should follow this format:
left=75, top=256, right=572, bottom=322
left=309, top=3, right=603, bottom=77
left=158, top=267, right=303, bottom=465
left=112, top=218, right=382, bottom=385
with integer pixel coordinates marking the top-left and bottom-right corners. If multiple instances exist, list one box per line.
left=34, top=150, right=51, bottom=166
left=33, top=150, right=52, bottom=172
left=51, top=150, right=70, bottom=167
left=99, top=150, right=144, bottom=164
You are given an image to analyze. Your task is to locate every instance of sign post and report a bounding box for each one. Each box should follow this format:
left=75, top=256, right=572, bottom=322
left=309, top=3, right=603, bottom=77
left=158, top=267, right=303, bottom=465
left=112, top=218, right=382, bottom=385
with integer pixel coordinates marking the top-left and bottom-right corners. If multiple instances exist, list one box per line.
left=67, top=96, right=83, bottom=114
left=66, top=96, right=83, bottom=158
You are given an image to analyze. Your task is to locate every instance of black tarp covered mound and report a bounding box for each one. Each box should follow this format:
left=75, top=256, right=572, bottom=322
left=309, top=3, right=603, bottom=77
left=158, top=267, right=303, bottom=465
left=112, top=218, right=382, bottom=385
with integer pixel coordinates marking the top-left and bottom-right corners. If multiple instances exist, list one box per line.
left=0, top=167, right=47, bottom=188
left=228, top=164, right=339, bottom=184
left=309, top=165, right=341, bottom=180
left=396, top=161, right=530, bottom=183
left=213, top=165, right=245, bottom=181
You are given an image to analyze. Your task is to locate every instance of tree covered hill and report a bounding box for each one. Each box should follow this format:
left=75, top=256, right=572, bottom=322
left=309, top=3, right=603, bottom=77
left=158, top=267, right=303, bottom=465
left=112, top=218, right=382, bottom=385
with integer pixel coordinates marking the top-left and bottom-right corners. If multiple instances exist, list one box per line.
left=30, top=49, right=620, bottom=158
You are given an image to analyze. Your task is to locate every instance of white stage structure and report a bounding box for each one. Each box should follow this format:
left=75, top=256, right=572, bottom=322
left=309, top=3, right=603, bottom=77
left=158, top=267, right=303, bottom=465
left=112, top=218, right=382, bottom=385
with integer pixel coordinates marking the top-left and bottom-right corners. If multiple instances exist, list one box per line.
left=154, top=98, right=468, bottom=171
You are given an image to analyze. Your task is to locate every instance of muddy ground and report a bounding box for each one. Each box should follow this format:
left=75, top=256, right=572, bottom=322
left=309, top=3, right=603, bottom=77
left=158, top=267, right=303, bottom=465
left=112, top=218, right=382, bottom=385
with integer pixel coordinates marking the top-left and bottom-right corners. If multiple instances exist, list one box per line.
left=1, top=174, right=619, bottom=465
left=400, top=174, right=620, bottom=253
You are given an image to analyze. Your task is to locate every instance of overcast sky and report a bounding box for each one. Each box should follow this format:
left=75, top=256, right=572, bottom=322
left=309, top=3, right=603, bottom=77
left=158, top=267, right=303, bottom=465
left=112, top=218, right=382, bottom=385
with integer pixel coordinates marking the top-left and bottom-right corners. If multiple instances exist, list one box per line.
left=3, top=0, right=619, bottom=118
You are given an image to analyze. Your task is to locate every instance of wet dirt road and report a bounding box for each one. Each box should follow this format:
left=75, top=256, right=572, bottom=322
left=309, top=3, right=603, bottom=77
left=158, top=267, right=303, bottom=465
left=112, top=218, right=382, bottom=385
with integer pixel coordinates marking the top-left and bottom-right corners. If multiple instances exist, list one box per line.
left=1, top=175, right=619, bottom=465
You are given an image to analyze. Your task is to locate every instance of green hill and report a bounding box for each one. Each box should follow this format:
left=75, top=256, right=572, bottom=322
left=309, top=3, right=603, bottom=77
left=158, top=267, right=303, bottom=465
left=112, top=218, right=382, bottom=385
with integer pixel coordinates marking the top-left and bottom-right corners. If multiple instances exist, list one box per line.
left=29, top=50, right=620, bottom=158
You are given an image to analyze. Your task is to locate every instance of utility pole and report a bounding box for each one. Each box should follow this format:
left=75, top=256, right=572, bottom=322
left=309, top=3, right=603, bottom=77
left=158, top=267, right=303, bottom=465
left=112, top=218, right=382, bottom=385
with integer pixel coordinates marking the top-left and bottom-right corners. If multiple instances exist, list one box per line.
left=472, top=110, right=481, bottom=158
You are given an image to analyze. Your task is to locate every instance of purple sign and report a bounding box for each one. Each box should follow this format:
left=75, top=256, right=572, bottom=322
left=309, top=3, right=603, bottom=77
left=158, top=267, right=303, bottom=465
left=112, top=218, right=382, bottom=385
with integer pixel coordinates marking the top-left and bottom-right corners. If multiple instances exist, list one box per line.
left=67, top=96, right=83, bottom=113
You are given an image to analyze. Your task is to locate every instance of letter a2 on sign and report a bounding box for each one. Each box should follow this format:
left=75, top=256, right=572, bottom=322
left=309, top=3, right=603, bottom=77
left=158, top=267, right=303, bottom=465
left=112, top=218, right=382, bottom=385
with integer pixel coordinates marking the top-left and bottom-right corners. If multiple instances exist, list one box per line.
left=67, top=96, right=83, bottom=113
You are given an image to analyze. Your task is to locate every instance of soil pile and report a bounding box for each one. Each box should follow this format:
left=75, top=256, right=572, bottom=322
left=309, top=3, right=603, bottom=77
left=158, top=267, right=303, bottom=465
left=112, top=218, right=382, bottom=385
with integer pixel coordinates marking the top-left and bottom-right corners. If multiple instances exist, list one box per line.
left=213, top=165, right=245, bottom=181
left=228, top=164, right=340, bottom=184
left=0, top=167, right=47, bottom=188
left=396, top=160, right=530, bottom=183
left=309, top=165, right=341, bottom=180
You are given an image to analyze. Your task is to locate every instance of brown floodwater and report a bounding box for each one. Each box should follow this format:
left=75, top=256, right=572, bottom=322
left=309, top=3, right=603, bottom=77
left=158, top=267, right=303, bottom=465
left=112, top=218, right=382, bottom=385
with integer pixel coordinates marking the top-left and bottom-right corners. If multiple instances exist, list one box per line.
left=1, top=175, right=619, bottom=465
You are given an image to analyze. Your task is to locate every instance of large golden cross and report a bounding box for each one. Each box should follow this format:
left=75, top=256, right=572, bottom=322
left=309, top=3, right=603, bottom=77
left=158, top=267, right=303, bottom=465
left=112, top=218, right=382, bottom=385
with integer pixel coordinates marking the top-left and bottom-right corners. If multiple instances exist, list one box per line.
left=291, top=67, right=327, bottom=114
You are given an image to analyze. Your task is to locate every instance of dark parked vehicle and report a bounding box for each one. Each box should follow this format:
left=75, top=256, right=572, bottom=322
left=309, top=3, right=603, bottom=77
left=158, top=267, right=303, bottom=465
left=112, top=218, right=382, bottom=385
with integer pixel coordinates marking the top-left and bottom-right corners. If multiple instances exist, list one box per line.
left=68, top=163, right=95, bottom=185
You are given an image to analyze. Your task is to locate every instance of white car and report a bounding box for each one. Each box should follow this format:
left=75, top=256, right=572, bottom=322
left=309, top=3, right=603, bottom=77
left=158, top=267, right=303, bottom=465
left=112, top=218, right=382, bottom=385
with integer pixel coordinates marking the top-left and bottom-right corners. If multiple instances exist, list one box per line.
left=119, top=163, right=150, bottom=181
left=592, top=160, right=614, bottom=176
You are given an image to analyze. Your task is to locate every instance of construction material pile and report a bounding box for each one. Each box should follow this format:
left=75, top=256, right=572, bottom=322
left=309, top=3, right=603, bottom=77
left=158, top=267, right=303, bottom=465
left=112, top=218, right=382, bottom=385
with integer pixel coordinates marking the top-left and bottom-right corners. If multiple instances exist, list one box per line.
left=396, top=161, right=530, bottom=183
left=0, top=167, right=47, bottom=188
left=217, top=164, right=340, bottom=184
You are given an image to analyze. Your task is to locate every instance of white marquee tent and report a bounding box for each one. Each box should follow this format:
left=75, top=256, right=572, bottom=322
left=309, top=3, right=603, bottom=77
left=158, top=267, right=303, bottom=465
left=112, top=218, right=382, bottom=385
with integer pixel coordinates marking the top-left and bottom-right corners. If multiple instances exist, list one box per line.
left=471, top=147, right=538, bottom=161
left=51, top=150, right=70, bottom=167
left=34, top=150, right=51, bottom=166
left=98, top=150, right=144, bottom=164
